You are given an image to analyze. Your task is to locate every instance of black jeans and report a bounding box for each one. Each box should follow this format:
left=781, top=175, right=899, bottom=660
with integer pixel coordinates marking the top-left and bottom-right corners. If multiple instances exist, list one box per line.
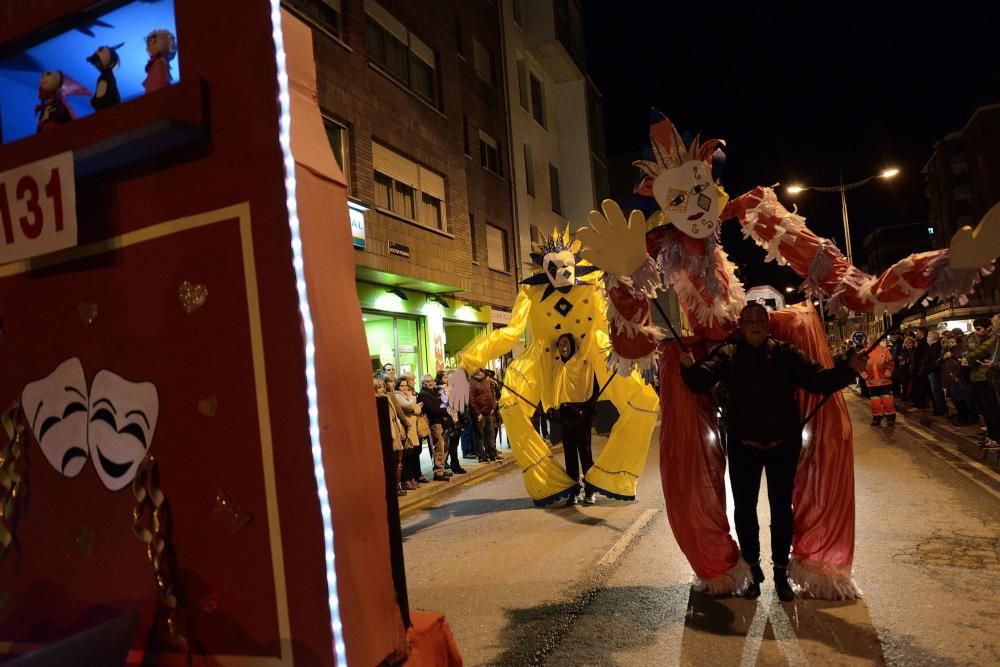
left=973, top=381, right=1000, bottom=440
left=560, top=403, right=594, bottom=485
left=728, top=438, right=801, bottom=567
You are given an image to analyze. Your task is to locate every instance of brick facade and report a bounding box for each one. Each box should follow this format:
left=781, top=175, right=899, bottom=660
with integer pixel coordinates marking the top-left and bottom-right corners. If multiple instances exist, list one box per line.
left=296, top=0, right=517, bottom=307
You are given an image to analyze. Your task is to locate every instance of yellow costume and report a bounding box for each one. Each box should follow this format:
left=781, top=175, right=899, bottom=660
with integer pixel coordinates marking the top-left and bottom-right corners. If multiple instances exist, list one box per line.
left=455, top=229, right=658, bottom=505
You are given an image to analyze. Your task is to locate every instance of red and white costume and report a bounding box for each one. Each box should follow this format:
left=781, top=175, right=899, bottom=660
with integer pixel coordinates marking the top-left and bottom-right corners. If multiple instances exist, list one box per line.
left=591, top=112, right=996, bottom=598
left=862, top=344, right=895, bottom=418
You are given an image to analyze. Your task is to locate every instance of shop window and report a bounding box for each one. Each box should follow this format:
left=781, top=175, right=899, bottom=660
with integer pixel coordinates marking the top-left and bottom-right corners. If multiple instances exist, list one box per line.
left=486, top=224, right=508, bottom=272
left=529, top=73, right=546, bottom=128
left=523, top=143, right=535, bottom=197
left=479, top=130, right=501, bottom=177
left=549, top=163, right=562, bottom=215
left=323, top=115, right=351, bottom=191
left=364, top=312, right=423, bottom=378
left=472, top=38, right=494, bottom=86
left=365, top=0, right=439, bottom=108
left=0, top=0, right=180, bottom=145
left=373, top=142, right=447, bottom=231
left=282, top=0, right=343, bottom=40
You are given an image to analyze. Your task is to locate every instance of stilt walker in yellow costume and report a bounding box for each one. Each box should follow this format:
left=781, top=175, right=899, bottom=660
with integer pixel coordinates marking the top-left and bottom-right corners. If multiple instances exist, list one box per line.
left=450, top=227, right=659, bottom=506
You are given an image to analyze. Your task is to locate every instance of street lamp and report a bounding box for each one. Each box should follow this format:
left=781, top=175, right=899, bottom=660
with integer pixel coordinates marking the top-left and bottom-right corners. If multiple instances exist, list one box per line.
left=784, top=167, right=899, bottom=266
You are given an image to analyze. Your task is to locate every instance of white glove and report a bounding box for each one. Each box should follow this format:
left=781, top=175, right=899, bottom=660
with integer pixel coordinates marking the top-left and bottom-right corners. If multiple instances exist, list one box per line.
left=448, top=369, right=470, bottom=415
left=578, top=199, right=650, bottom=277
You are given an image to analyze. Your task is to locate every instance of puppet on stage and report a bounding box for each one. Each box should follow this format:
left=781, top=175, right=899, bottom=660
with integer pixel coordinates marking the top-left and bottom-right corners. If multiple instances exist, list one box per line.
left=35, top=70, right=89, bottom=132
left=450, top=227, right=658, bottom=506
left=143, top=29, right=177, bottom=93
left=87, top=44, right=124, bottom=111
left=578, top=110, right=999, bottom=598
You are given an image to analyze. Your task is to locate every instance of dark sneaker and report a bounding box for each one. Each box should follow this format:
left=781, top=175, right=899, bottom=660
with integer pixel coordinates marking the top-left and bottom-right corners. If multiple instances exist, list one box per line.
left=565, top=495, right=579, bottom=507
left=451, top=467, right=468, bottom=474
left=774, top=567, right=795, bottom=601
left=750, top=562, right=765, bottom=583
left=870, top=416, right=882, bottom=426
left=886, top=415, right=896, bottom=426
left=433, top=473, right=450, bottom=482
left=743, top=581, right=761, bottom=600
left=416, top=476, right=429, bottom=484
left=583, top=492, right=597, bottom=505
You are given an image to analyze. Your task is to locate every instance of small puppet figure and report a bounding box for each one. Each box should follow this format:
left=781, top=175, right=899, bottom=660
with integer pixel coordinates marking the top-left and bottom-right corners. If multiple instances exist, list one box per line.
left=87, top=43, right=124, bottom=111
left=143, top=29, right=177, bottom=93
left=35, top=70, right=90, bottom=132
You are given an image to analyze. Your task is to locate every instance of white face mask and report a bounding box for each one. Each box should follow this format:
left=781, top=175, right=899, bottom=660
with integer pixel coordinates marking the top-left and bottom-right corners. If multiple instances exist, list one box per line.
left=21, top=359, right=159, bottom=492
left=21, top=358, right=90, bottom=479
left=543, top=250, right=576, bottom=288
left=652, top=160, right=725, bottom=239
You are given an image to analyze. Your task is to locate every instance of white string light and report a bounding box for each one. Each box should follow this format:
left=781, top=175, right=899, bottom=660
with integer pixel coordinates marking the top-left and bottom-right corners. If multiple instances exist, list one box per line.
left=268, top=4, right=348, bottom=664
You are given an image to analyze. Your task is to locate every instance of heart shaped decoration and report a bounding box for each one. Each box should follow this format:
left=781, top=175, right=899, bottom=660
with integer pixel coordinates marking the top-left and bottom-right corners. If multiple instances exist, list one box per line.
left=74, top=525, right=95, bottom=557
left=198, top=394, right=218, bottom=417
left=77, top=301, right=98, bottom=326
left=178, top=281, right=208, bottom=314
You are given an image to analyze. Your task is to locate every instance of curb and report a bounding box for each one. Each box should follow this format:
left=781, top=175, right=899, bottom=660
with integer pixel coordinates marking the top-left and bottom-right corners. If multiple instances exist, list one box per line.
left=848, top=387, right=1000, bottom=470
left=896, top=405, right=1000, bottom=470
left=398, top=442, right=567, bottom=512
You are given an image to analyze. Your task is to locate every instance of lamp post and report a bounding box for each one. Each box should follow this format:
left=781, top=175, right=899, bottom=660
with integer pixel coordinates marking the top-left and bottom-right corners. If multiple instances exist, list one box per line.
left=785, top=167, right=899, bottom=266
left=785, top=167, right=899, bottom=334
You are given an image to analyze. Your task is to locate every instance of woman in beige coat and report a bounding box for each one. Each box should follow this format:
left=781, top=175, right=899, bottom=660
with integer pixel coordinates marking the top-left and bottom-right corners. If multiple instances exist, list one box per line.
left=375, top=373, right=408, bottom=496
left=395, top=373, right=428, bottom=485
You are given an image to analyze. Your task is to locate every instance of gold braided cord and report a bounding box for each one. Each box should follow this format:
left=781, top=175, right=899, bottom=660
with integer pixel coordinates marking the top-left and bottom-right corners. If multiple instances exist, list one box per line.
left=132, top=455, right=188, bottom=653
left=0, top=402, right=27, bottom=563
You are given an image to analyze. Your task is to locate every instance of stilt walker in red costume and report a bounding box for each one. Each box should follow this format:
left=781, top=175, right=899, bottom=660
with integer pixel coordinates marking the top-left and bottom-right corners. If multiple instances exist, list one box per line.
left=579, top=110, right=1000, bottom=599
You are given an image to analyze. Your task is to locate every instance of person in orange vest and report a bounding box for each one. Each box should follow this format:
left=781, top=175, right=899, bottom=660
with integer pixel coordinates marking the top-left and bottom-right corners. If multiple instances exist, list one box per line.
left=856, top=332, right=896, bottom=426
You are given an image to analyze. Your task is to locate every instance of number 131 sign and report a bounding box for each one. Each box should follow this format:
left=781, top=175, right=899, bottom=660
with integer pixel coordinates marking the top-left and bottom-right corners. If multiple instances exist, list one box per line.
left=0, top=152, right=77, bottom=265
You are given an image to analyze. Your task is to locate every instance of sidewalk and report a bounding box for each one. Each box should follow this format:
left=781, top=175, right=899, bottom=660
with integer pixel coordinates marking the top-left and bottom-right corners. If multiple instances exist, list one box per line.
left=398, top=431, right=594, bottom=512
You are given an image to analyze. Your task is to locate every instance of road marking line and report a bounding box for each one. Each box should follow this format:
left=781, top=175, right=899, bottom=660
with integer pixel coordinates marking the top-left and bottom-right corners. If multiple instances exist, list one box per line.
left=893, top=420, right=1000, bottom=502
left=598, top=508, right=659, bottom=567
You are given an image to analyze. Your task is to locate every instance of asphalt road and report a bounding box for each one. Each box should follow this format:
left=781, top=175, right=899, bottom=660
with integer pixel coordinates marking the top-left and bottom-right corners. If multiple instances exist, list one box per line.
left=400, top=393, right=1000, bottom=666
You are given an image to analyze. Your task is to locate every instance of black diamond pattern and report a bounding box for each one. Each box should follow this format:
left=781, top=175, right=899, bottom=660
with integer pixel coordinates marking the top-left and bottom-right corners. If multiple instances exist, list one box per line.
left=554, top=297, right=573, bottom=317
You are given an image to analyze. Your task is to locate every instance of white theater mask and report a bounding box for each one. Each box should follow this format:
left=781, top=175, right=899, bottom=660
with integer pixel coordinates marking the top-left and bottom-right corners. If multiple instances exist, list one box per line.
left=21, top=357, right=90, bottom=478
left=543, top=250, right=577, bottom=288
left=22, top=360, right=159, bottom=491
left=651, top=160, right=725, bottom=239
left=88, top=370, right=159, bottom=492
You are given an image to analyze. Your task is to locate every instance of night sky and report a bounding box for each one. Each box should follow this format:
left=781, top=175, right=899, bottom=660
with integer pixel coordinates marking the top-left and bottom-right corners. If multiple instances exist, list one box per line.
left=583, top=3, right=1000, bottom=294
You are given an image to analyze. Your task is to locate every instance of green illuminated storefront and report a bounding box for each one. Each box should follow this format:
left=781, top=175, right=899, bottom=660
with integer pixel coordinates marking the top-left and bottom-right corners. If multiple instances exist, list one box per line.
left=357, top=281, right=498, bottom=379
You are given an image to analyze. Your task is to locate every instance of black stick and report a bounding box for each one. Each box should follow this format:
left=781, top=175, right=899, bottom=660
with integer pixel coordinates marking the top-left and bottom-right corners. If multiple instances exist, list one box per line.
left=651, top=298, right=691, bottom=354
left=801, top=292, right=929, bottom=427
left=500, top=381, right=535, bottom=408
left=590, top=371, right=617, bottom=405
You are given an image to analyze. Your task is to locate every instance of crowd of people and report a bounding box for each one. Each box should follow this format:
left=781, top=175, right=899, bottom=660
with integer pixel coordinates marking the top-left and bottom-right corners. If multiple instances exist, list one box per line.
left=853, top=313, right=1000, bottom=450
left=373, top=363, right=506, bottom=497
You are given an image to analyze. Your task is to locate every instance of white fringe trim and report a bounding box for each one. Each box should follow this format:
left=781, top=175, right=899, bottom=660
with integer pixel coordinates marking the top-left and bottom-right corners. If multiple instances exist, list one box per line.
left=740, top=187, right=806, bottom=266
left=788, top=558, right=863, bottom=601
left=692, top=558, right=753, bottom=595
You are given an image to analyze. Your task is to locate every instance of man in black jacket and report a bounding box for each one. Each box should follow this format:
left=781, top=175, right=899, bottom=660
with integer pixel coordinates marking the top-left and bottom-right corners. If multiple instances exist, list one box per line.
left=679, top=303, right=867, bottom=601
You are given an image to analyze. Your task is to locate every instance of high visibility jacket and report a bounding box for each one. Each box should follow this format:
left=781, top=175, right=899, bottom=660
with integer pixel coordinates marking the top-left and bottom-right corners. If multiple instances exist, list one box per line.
left=863, top=345, right=894, bottom=387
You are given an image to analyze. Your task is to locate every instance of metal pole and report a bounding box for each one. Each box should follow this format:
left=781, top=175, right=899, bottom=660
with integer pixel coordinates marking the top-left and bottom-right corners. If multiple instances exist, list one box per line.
left=840, top=171, right=853, bottom=266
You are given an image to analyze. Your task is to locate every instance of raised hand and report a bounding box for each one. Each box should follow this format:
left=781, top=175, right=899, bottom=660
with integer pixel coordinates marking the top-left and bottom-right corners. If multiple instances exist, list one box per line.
left=949, top=199, right=1000, bottom=270
left=578, top=199, right=650, bottom=277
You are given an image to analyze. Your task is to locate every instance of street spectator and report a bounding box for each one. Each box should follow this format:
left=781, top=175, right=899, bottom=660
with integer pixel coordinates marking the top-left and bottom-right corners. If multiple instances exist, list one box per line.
left=942, top=333, right=975, bottom=426
left=388, top=372, right=423, bottom=489
left=911, top=327, right=931, bottom=408
left=375, top=373, right=407, bottom=496
left=418, top=374, right=454, bottom=481
left=438, top=371, right=467, bottom=474
left=965, top=314, right=1000, bottom=450
left=921, top=330, right=948, bottom=416
left=469, top=368, right=501, bottom=462
left=679, top=303, right=867, bottom=601
left=893, top=335, right=916, bottom=399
